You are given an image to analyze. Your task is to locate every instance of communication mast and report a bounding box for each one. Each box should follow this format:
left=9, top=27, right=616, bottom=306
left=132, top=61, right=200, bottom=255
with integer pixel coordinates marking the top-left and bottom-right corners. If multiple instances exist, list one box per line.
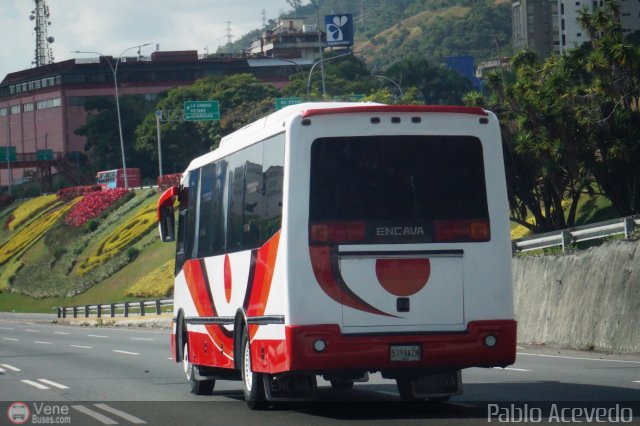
left=30, top=0, right=55, bottom=67
left=225, top=21, right=233, bottom=45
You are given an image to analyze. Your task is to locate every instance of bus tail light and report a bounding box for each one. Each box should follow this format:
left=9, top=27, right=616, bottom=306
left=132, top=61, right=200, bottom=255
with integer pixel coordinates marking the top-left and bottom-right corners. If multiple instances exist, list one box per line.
left=310, top=221, right=366, bottom=244
left=433, top=220, right=490, bottom=242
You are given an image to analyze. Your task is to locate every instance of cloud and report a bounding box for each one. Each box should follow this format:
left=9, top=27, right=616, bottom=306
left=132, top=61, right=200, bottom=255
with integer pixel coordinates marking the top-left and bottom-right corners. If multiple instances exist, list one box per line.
left=1, top=0, right=291, bottom=80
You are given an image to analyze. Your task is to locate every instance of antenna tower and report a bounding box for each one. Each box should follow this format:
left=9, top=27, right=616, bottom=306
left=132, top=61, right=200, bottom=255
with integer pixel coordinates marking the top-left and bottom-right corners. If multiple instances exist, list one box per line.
left=30, top=0, right=55, bottom=67
left=225, top=21, right=233, bottom=45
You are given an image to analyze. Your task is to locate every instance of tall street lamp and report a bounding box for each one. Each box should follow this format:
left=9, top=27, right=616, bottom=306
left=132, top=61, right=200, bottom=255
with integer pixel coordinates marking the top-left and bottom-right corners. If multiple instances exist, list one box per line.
left=374, top=75, right=404, bottom=101
left=310, top=0, right=327, bottom=97
left=306, top=50, right=361, bottom=98
left=74, top=43, right=152, bottom=188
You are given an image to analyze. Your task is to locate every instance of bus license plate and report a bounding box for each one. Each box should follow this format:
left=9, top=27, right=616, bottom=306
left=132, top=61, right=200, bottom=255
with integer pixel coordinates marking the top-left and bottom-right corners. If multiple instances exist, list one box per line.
left=390, top=345, right=421, bottom=362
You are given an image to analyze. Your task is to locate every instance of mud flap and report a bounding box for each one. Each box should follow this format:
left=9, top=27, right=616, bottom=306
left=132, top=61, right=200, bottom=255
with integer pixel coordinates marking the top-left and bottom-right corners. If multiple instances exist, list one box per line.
left=263, top=373, right=317, bottom=401
left=412, top=370, right=462, bottom=398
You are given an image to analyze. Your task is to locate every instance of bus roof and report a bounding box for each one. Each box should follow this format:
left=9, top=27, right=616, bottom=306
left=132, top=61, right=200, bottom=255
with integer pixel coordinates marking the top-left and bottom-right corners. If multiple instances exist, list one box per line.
left=184, top=102, right=490, bottom=175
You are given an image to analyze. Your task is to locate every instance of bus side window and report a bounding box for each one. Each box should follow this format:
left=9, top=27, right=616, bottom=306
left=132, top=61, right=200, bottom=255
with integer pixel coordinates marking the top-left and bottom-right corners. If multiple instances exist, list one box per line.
left=175, top=208, right=188, bottom=273
left=261, top=135, right=284, bottom=244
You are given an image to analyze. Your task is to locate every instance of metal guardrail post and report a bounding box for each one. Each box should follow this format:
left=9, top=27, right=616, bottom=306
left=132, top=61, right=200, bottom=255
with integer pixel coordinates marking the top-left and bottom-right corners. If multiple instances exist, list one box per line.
left=561, top=230, right=572, bottom=252
left=73, top=306, right=78, bottom=318
left=156, top=300, right=161, bottom=315
left=110, top=303, right=115, bottom=318
left=140, top=301, right=145, bottom=316
left=57, top=307, right=62, bottom=318
left=624, top=217, right=635, bottom=238
left=84, top=305, right=90, bottom=318
left=97, top=304, right=102, bottom=318
left=124, top=302, right=129, bottom=317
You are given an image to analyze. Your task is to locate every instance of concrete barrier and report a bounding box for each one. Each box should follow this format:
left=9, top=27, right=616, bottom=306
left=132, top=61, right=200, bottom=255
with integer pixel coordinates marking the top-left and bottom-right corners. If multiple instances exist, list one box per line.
left=513, top=238, right=640, bottom=353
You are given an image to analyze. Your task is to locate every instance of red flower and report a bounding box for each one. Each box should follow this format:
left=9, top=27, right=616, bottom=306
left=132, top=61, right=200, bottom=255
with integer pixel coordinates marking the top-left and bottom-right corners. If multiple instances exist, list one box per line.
left=64, top=188, right=129, bottom=227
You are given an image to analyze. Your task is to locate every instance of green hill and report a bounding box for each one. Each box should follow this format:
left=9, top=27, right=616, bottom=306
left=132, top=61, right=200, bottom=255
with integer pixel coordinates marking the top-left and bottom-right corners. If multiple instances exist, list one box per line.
left=221, top=0, right=513, bottom=70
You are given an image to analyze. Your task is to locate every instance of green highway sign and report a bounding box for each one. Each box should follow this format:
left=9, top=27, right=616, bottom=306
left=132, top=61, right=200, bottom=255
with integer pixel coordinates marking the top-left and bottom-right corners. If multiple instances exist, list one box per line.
left=184, top=100, right=220, bottom=121
left=37, top=149, right=53, bottom=160
left=0, top=146, right=16, bottom=162
left=275, top=97, right=302, bottom=110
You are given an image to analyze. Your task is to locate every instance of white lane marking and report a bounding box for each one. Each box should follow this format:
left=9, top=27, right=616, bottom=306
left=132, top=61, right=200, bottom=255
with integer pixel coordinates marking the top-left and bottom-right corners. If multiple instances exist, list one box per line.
left=24, top=329, right=39, bottom=332
left=72, top=405, right=118, bottom=425
left=21, top=379, right=49, bottom=390
left=2, top=337, right=19, bottom=341
left=517, top=352, right=640, bottom=365
left=0, top=326, right=14, bottom=330
left=88, top=334, right=108, bottom=338
left=1, top=364, right=21, bottom=372
left=492, top=367, right=531, bottom=372
left=70, top=345, right=92, bottom=349
left=633, top=381, right=640, bottom=384
left=37, top=379, right=69, bottom=389
left=0, top=367, right=4, bottom=373
left=94, top=403, right=147, bottom=424
left=34, top=341, right=52, bottom=345
left=54, top=331, right=70, bottom=335
left=113, top=350, right=140, bottom=356
left=130, top=337, right=154, bottom=341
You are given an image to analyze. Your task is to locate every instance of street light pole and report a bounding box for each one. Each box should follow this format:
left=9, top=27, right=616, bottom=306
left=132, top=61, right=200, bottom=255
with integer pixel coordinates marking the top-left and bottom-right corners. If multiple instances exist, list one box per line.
left=311, top=0, right=326, bottom=97
left=73, top=43, right=152, bottom=189
left=374, top=75, right=404, bottom=101
left=306, top=50, right=361, bottom=98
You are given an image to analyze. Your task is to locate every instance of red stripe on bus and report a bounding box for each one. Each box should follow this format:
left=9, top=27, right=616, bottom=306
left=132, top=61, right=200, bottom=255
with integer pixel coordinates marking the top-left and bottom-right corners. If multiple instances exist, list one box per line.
left=247, top=232, right=281, bottom=340
left=300, top=105, right=488, bottom=118
left=309, top=246, right=396, bottom=317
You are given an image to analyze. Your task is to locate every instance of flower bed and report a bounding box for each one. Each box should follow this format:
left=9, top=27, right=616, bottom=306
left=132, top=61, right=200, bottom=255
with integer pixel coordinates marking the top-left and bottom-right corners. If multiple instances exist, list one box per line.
left=57, top=185, right=102, bottom=202
left=7, top=194, right=59, bottom=231
left=0, top=200, right=79, bottom=266
left=75, top=201, right=157, bottom=276
left=65, top=188, right=129, bottom=227
left=125, top=259, right=175, bottom=297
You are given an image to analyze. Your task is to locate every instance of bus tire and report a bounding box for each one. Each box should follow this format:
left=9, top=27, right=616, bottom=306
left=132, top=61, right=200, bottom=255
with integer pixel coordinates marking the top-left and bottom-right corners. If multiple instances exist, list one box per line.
left=330, top=379, right=354, bottom=390
left=241, top=327, right=267, bottom=410
left=396, top=377, right=426, bottom=402
left=183, top=331, right=215, bottom=395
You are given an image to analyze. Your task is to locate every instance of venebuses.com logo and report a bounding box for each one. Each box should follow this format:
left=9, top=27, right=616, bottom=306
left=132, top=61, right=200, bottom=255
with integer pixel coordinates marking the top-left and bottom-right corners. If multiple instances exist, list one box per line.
left=7, top=402, right=71, bottom=425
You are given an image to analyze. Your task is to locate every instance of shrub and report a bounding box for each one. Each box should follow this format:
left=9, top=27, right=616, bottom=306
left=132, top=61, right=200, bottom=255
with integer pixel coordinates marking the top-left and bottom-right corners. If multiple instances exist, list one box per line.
left=86, top=219, right=100, bottom=233
left=126, top=259, right=175, bottom=298
left=56, top=185, right=102, bottom=202
left=157, top=173, right=181, bottom=190
left=53, top=247, right=67, bottom=260
left=126, top=247, right=140, bottom=262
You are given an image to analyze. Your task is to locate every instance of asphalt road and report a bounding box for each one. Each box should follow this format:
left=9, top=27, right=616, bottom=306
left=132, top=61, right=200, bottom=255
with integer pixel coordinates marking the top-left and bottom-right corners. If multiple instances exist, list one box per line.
left=1, top=314, right=639, bottom=425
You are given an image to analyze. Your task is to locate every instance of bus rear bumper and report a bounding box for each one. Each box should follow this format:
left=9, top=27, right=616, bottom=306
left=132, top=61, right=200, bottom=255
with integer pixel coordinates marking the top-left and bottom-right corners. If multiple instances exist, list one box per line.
left=262, top=320, right=516, bottom=374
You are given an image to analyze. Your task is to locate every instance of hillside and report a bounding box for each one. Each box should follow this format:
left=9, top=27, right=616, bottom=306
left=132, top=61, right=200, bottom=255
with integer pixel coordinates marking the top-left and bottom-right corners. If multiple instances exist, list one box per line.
left=0, top=188, right=174, bottom=313
left=222, top=0, right=512, bottom=70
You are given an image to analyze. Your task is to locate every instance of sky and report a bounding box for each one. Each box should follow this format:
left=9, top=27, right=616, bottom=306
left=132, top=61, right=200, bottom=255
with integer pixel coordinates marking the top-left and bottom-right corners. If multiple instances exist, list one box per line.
left=0, top=0, right=293, bottom=80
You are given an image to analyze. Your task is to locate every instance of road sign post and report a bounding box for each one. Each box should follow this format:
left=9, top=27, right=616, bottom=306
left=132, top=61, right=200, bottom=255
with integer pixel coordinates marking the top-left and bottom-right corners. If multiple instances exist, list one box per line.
left=183, top=101, right=220, bottom=121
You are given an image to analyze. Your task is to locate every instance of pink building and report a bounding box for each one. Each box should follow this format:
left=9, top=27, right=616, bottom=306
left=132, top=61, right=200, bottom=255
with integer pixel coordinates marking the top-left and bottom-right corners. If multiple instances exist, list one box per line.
left=0, top=51, right=303, bottom=189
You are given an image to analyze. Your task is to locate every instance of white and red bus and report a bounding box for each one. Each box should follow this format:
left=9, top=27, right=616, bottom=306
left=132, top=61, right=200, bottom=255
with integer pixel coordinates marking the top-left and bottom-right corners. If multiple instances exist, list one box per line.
left=157, top=103, right=516, bottom=408
left=96, top=168, right=141, bottom=189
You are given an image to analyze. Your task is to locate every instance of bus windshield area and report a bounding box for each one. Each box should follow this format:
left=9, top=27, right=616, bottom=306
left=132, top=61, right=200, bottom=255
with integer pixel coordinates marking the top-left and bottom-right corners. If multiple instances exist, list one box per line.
left=309, top=135, right=490, bottom=244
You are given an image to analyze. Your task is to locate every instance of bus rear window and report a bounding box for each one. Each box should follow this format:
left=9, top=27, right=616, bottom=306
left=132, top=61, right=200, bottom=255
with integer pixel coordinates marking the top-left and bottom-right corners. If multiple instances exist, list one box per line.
left=309, top=135, right=489, bottom=244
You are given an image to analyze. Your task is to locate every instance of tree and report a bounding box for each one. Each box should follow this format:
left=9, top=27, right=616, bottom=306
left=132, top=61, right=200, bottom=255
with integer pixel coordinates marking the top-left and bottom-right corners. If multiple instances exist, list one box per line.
left=75, top=95, right=156, bottom=177
left=135, top=74, right=280, bottom=175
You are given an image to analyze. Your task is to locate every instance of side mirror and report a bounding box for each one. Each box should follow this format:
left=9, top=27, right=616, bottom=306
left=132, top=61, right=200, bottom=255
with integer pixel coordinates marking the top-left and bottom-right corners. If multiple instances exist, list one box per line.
left=157, top=186, right=178, bottom=242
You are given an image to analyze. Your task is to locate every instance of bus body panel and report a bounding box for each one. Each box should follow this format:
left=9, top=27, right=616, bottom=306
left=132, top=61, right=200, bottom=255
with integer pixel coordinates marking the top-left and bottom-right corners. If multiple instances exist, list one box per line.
left=167, top=103, right=515, bottom=390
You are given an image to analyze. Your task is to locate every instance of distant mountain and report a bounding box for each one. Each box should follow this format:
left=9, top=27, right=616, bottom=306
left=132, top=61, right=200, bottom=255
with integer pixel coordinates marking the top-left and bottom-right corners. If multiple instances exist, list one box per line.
left=221, top=0, right=512, bottom=70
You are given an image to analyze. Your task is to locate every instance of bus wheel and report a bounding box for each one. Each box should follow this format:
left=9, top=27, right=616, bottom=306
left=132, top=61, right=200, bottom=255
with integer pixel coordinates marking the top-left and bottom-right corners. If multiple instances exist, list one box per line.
left=330, top=379, right=354, bottom=390
left=183, top=340, right=215, bottom=395
left=241, top=328, right=267, bottom=410
left=396, top=377, right=426, bottom=402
